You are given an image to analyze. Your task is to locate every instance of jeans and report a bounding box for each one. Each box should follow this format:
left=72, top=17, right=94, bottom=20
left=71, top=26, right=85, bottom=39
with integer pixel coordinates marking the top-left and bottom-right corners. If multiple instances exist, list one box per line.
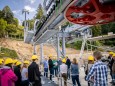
left=112, top=74, right=115, bottom=82
left=71, top=75, right=81, bottom=86
left=44, top=68, right=48, bottom=78
left=54, top=67, right=58, bottom=76
left=67, top=68, right=71, bottom=79
left=49, top=68, right=54, bottom=80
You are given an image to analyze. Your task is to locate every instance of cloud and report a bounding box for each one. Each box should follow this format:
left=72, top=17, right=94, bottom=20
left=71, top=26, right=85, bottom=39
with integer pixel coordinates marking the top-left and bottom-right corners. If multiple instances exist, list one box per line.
left=29, top=0, right=36, bottom=4
left=13, top=10, right=21, bottom=14
left=24, top=5, right=36, bottom=12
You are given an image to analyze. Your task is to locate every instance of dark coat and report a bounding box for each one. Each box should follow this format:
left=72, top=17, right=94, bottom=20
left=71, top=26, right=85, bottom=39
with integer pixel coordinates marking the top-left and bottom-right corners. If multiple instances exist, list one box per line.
left=28, top=62, right=41, bottom=85
left=14, top=66, right=21, bottom=86
left=48, top=59, right=54, bottom=69
left=108, top=56, right=114, bottom=70
left=66, top=58, right=71, bottom=69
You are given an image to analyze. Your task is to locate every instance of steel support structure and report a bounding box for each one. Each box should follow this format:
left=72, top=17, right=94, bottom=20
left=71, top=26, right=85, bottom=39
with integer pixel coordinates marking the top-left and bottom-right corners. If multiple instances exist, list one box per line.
left=57, top=33, right=60, bottom=59
left=40, top=43, right=44, bottom=63
left=62, top=28, right=66, bottom=57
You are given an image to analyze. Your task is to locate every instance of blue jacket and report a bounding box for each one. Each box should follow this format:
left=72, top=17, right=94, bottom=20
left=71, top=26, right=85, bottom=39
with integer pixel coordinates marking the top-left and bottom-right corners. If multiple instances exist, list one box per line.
left=71, top=63, right=79, bottom=76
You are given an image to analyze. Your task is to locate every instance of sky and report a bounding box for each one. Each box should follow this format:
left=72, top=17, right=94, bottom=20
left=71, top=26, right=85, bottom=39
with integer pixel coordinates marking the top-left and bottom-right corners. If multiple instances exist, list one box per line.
left=0, top=0, right=43, bottom=24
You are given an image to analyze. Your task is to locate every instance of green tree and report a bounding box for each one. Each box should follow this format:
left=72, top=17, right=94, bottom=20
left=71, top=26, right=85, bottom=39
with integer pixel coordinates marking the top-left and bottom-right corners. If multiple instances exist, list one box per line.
left=35, top=4, right=44, bottom=19
left=12, top=18, right=19, bottom=27
left=0, top=19, right=7, bottom=37
left=91, top=25, right=102, bottom=37
left=0, top=10, right=3, bottom=18
left=5, top=24, right=17, bottom=36
left=2, top=6, right=14, bottom=24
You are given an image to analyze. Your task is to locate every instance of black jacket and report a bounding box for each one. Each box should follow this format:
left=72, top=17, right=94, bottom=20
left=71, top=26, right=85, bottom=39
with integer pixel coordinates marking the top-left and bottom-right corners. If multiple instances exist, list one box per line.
left=108, top=56, right=114, bottom=70
left=66, top=59, right=71, bottom=69
left=48, top=59, right=54, bottom=69
left=14, top=66, right=21, bottom=86
left=28, top=62, right=41, bottom=82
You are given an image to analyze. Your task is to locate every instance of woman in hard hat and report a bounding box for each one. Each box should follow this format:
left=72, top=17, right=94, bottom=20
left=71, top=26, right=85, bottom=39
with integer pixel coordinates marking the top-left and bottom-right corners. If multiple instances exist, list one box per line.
left=112, top=54, right=115, bottom=85
left=85, top=56, right=94, bottom=86
left=21, top=60, right=30, bottom=86
left=0, top=58, right=17, bottom=86
left=60, top=59, right=67, bottom=86
left=14, top=61, right=22, bottom=86
left=71, top=58, right=81, bottom=86
left=108, top=52, right=114, bottom=82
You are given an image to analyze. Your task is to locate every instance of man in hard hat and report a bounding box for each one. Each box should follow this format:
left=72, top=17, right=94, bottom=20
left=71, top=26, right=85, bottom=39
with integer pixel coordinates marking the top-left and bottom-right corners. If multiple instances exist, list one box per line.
left=85, top=56, right=94, bottom=86
left=28, top=55, right=41, bottom=86
left=112, top=53, right=115, bottom=85
left=43, top=57, right=48, bottom=78
left=48, top=57, right=54, bottom=80
left=14, top=61, right=22, bottom=86
left=86, top=51, right=108, bottom=86
left=60, top=59, right=67, bottom=86
left=108, top=52, right=114, bottom=81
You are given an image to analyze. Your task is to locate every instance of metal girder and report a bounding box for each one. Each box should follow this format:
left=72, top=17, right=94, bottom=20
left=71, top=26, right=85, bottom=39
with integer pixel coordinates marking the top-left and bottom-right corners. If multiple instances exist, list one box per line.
left=58, top=32, right=70, bottom=37
left=24, top=31, right=34, bottom=43
left=34, top=0, right=72, bottom=42
left=88, top=34, right=115, bottom=41
left=35, top=30, right=58, bottom=45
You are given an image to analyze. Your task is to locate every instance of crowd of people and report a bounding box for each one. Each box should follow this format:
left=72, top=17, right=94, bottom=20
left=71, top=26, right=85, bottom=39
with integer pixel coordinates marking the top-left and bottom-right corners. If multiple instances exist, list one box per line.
left=43, top=51, right=115, bottom=86
left=0, top=55, right=41, bottom=86
left=0, top=51, right=115, bottom=86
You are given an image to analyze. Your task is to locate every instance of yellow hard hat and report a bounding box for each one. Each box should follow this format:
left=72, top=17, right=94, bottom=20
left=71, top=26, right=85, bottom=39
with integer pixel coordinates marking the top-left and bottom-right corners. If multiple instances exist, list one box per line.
left=16, top=61, right=22, bottom=66
left=4, top=58, right=13, bottom=65
left=0, top=59, right=4, bottom=62
left=109, top=52, right=113, bottom=55
left=62, top=59, right=66, bottom=63
left=31, top=55, right=38, bottom=60
left=88, top=56, right=94, bottom=61
left=0, top=60, right=2, bottom=64
left=24, top=60, right=30, bottom=64
left=113, top=54, right=115, bottom=57
left=13, top=59, right=18, bottom=64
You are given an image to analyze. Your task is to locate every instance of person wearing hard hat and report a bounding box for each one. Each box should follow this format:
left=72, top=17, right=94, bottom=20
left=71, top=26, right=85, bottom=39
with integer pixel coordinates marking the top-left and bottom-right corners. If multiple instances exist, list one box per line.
left=21, top=61, right=30, bottom=86
left=14, top=61, right=22, bottom=86
left=66, top=56, right=71, bottom=80
left=71, top=58, right=81, bottom=86
left=57, top=57, right=62, bottom=72
left=0, top=58, right=17, bottom=86
left=0, top=59, right=4, bottom=68
left=43, top=57, right=48, bottom=78
left=86, top=51, right=108, bottom=86
left=85, top=56, right=94, bottom=86
left=48, top=57, right=54, bottom=80
left=108, top=52, right=114, bottom=81
left=13, top=59, right=18, bottom=70
left=28, top=55, right=41, bottom=86
left=112, top=54, right=115, bottom=85
left=53, top=57, right=58, bottom=77
left=60, top=58, right=67, bottom=86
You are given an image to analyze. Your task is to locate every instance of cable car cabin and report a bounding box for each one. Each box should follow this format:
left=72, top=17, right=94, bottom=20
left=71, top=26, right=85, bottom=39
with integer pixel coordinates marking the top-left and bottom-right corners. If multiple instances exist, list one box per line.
left=64, top=0, right=115, bottom=25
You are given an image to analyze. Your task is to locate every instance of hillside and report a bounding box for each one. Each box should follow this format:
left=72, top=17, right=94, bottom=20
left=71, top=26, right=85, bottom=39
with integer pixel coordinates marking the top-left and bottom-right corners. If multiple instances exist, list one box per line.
left=0, top=39, right=78, bottom=60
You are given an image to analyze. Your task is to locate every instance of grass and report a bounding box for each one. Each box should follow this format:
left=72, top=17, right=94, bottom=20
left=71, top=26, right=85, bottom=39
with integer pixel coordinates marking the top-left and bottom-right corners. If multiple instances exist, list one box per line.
left=0, top=47, right=18, bottom=58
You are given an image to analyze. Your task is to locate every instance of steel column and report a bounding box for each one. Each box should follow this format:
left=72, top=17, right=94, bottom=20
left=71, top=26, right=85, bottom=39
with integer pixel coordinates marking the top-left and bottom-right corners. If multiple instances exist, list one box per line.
left=62, top=28, right=66, bottom=57
left=40, top=43, right=44, bottom=63
left=57, top=33, right=60, bottom=59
